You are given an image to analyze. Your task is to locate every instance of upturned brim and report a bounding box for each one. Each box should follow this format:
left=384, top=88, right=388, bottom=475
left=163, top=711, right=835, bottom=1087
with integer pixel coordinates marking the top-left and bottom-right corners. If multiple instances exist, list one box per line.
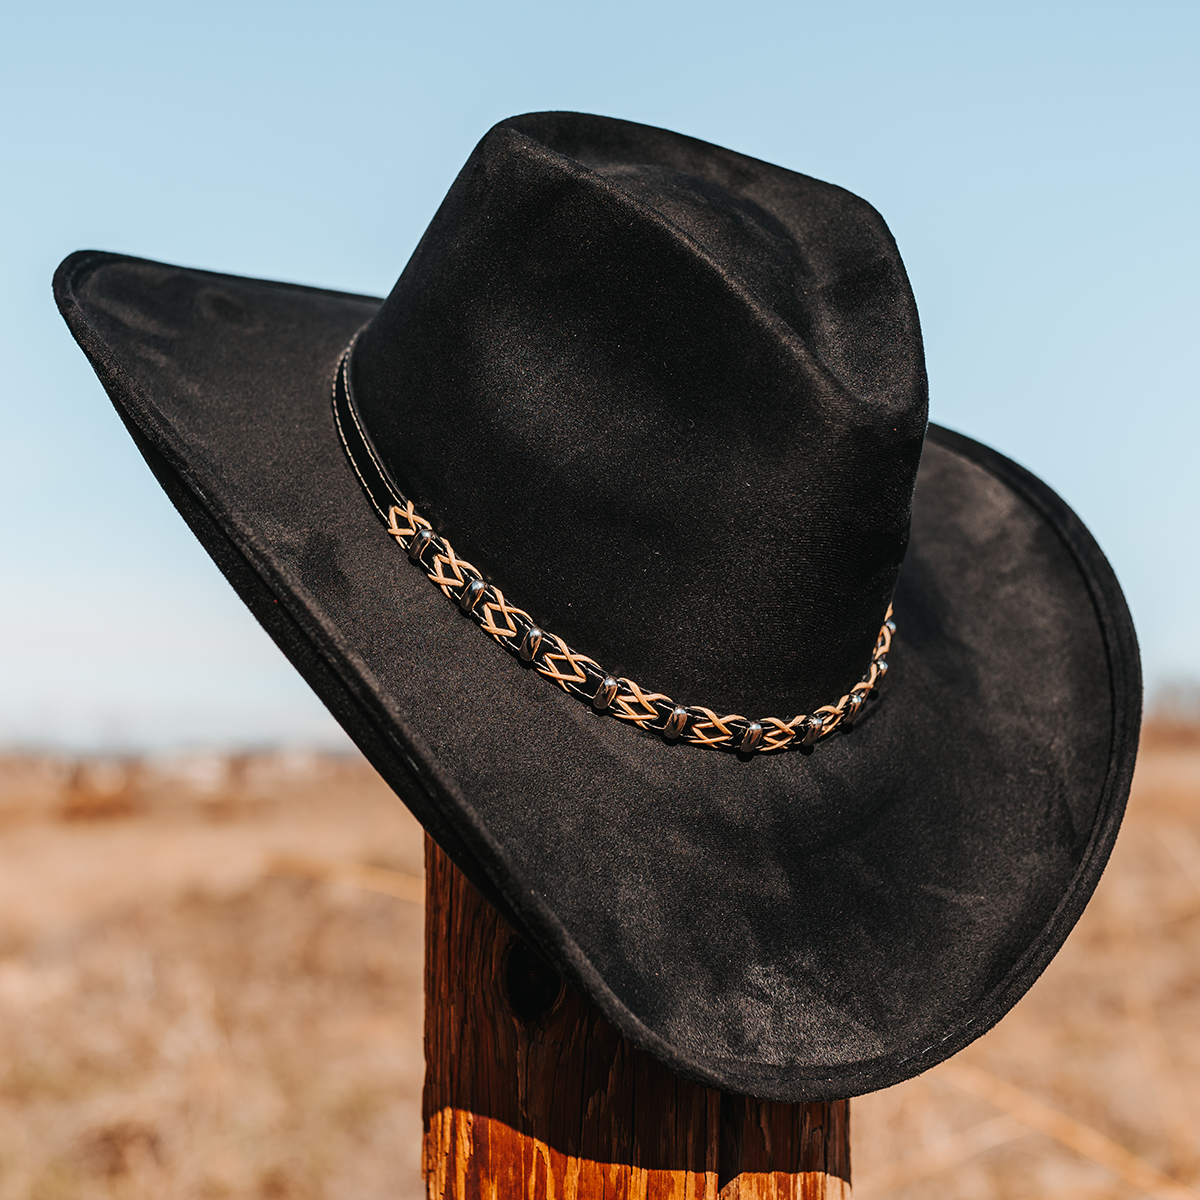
left=55, top=250, right=1140, bottom=1102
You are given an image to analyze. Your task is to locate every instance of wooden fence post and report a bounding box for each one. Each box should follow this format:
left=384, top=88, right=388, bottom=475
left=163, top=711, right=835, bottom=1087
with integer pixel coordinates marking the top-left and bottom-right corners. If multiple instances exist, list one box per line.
left=423, top=834, right=851, bottom=1199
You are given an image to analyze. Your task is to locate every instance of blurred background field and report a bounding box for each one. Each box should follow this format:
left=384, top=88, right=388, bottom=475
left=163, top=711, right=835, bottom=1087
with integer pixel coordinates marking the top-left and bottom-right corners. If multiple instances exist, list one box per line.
left=0, top=754, right=426, bottom=1200
left=0, top=721, right=1196, bottom=1199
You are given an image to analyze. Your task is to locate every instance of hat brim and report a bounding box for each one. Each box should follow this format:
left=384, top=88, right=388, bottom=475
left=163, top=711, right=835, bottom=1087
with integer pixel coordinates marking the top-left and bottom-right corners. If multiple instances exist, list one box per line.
left=55, top=250, right=1140, bottom=1102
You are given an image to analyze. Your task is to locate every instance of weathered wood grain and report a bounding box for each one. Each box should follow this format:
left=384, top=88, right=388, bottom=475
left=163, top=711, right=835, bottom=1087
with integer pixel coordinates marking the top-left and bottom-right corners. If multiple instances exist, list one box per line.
left=423, top=834, right=851, bottom=1199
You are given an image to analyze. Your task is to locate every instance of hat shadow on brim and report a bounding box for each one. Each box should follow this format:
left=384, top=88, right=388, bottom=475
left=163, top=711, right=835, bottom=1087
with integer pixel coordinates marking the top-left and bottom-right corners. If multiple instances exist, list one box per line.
left=54, top=249, right=1139, bottom=1102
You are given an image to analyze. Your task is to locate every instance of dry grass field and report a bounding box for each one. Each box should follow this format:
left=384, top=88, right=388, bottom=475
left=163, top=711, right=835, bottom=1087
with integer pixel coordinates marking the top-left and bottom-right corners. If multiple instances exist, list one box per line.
left=0, top=726, right=1197, bottom=1199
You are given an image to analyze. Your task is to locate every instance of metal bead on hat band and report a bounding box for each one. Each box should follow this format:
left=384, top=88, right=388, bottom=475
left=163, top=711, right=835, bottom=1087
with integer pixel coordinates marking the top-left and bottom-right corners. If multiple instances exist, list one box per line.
left=740, top=723, right=765, bottom=752
left=593, top=676, right=620, bottom=711
left=408, top=528, right=435, bottom=564
left=459, top=578, right=487, bottom=614
left=663, top=706, right=689, bottom=739
left=333, top=346, right=894, bottom=754
left=519, top=627, right=544, bottom=662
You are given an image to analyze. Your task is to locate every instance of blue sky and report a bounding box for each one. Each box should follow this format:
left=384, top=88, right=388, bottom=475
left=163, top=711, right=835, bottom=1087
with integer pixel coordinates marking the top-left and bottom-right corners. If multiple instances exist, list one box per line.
left=1, top=0, right=1196, bottom=750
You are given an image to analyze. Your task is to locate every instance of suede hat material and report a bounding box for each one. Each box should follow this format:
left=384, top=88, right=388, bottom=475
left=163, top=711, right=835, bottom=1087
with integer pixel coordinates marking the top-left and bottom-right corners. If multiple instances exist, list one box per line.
left=54, top=111, right=1140, bottom=1102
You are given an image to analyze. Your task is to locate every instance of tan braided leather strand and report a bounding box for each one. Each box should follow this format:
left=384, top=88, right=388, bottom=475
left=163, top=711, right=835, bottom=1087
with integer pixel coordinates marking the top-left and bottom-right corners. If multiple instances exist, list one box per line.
left=334, top=347, right=894, bottom=753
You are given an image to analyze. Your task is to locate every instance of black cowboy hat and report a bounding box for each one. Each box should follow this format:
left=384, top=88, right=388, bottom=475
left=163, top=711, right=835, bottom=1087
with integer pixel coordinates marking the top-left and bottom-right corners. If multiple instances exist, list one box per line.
left=54, top=112, right=1139, bottom=1102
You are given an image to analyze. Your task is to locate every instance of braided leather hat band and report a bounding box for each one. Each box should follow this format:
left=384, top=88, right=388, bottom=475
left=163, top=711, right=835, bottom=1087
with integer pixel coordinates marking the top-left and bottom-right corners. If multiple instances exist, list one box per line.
left=333, top=347, right=894, bottom=753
